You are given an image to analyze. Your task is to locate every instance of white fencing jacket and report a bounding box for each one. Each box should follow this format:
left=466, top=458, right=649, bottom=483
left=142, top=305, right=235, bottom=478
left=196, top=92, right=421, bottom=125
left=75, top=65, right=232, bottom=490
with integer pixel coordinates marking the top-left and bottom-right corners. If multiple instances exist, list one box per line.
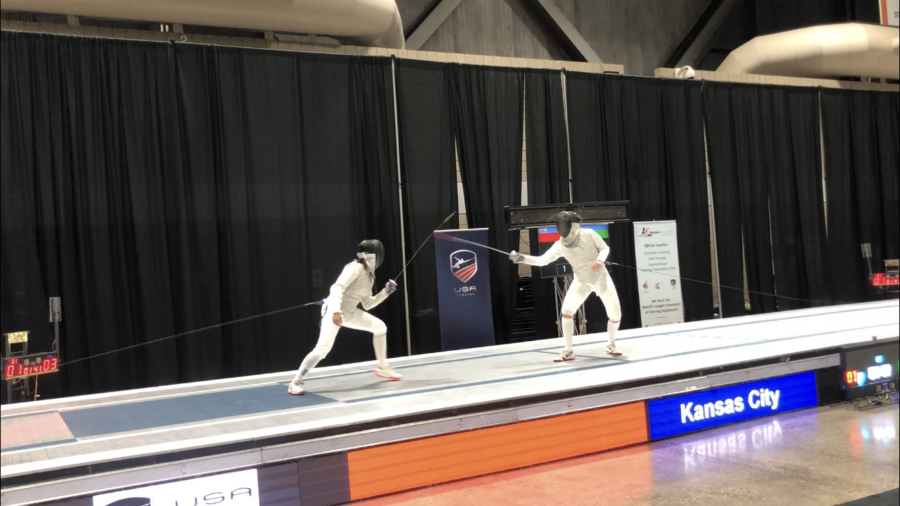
left=519, top=229, right=611, bottom=287
left=324, top=261, right=391, bottom=314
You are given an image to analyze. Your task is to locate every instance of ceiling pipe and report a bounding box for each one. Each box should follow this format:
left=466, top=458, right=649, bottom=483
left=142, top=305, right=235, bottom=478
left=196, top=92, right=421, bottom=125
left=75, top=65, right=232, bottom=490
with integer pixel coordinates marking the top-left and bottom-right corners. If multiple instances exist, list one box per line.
left=2, top=0, right=405, bottom=48
left=717, top=23, right=899, bottom=79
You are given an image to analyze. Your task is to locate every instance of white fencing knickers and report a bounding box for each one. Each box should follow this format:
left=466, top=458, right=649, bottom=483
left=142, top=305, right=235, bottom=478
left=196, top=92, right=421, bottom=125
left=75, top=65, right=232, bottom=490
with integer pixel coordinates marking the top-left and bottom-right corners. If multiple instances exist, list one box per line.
left=293, top=307, right=388, bottom=382
left=561, top=272, right=622, bottom=320
left=560, top=270, right=622, bottom=351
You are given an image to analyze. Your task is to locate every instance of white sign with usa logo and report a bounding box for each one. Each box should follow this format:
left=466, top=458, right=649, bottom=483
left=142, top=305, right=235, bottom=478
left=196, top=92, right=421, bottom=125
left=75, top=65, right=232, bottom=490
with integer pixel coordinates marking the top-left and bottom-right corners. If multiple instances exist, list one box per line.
left=92, top=469, right=259, bottom=506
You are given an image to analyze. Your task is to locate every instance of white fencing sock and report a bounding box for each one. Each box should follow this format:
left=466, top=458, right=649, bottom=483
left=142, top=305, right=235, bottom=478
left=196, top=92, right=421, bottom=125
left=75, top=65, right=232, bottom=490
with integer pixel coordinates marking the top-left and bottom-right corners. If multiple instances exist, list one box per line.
left=294, top=351, right=323, bottom=382
left=562, top=316, right=574, bottom=352
left=373, top=333, right=389, bottom=368
left=607, top=320, right=620, bottom=346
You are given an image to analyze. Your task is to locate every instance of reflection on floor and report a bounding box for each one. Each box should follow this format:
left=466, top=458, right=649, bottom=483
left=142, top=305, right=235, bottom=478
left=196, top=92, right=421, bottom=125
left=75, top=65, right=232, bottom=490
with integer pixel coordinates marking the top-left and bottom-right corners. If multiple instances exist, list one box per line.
left=353, top=404, right=900, bottom=506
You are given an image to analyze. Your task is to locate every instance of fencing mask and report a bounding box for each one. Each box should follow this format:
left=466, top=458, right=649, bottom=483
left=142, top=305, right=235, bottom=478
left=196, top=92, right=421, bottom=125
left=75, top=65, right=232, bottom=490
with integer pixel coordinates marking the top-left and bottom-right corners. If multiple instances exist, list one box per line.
left=357, top=239, right=385, bottom=271
left=554, top=211, right=581, bottom=247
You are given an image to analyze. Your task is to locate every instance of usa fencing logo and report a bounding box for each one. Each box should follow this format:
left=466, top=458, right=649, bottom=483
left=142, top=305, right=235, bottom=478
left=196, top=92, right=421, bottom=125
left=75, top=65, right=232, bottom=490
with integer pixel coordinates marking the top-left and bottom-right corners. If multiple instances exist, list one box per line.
left=450, top=250, right=478, bottom=283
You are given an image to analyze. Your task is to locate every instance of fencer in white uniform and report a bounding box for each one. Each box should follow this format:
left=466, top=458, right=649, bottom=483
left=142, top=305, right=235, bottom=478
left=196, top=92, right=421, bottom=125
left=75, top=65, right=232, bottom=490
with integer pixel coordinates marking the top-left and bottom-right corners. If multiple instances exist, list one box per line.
left=288, top=240, right=401, bottom=395
left=509, top=212, right=623, bottom=360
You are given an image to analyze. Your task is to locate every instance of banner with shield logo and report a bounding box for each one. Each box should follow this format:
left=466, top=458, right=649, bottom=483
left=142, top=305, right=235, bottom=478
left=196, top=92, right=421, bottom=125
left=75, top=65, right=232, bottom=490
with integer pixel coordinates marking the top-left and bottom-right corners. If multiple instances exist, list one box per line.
left=434, top=229, right=496, bottom=351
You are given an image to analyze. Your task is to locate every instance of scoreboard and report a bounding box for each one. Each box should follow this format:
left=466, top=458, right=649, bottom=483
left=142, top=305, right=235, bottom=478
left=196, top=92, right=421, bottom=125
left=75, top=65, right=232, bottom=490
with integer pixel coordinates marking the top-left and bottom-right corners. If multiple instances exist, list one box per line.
left=3, top=353, right=60, bottom=380
left=840, top=339, right=899, bottom=400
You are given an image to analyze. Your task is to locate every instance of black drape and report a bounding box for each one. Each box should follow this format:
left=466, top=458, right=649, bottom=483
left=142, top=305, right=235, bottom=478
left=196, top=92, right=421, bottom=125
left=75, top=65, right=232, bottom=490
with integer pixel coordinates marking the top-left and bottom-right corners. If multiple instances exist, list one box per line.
left=349, top=56, right=406, bottom=359
left=5, top=31, right=894, bottom=403
left=821, top=89, right=900, bottom=302
left=395, top=59, right=458, bottom=355
left=705, top=83, right=830, bottom=316
left=1, top=33, right=187, bottom=396
left=705, top=83, right=775, bottom=316
left=449, top=64, right=524, bottom=344
left=525, top=70, right=569, bottom=205
left=765, top=87, right=830, bottom=309
left=524, top=69, right=569, bottom=339
left=0, top=32, right=403, bottom=397
left=567, top=73, right=713, bottom=331
left=659, top=80, right=717, bottom=321
left=175, top=47, right=405, bottom=371
left=567, top=72, right=636, bottom=331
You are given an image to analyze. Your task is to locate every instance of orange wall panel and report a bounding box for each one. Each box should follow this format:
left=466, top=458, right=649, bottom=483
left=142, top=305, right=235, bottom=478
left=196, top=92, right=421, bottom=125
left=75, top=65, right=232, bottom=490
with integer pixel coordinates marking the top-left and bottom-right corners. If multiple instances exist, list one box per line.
left=347, top=402, right=648, bottom=500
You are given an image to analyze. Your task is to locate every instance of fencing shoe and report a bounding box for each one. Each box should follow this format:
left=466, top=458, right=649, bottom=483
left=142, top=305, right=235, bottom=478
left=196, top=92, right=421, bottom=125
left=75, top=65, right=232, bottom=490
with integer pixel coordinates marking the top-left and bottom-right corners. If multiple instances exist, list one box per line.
left=554, top=349, right=575, bottom=362
left=287, top=380, right=305, bottom=396
left=374, top=367, right=403, bottom=381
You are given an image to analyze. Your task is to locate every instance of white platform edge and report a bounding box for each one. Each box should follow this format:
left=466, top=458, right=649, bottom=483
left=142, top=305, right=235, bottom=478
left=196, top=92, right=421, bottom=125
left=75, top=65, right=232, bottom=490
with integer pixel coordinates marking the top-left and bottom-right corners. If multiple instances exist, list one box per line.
left=0, top=355, right=839, bottom=506
left=3, top=314, right=897, bottom=478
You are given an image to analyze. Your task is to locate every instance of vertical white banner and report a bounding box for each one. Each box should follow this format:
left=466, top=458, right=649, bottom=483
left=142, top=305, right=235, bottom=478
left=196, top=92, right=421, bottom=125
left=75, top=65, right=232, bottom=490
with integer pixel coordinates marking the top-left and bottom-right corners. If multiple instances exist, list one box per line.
left=633, top=221, right=685, bottom=328
left=881, top=0, right=899, bottom=26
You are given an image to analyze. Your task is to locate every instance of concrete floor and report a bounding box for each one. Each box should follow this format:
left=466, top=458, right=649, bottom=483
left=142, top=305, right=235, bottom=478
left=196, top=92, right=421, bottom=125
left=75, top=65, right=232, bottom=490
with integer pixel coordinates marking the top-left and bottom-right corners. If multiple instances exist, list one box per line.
left=354, top=403, right=900, bottom=506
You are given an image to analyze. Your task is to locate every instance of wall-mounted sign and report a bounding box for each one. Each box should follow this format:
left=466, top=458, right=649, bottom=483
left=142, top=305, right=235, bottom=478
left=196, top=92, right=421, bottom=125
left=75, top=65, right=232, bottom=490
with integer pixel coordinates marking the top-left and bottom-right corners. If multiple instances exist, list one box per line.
left=3, top=331, right=29, bottom=344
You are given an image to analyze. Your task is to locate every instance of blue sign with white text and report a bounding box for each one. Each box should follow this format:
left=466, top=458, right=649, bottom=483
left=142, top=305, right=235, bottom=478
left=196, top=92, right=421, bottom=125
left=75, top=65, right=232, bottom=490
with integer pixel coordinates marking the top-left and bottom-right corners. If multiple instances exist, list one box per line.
left=647, top=372, right=819, bottom=440
left=435, top=229, right=496, bottom=351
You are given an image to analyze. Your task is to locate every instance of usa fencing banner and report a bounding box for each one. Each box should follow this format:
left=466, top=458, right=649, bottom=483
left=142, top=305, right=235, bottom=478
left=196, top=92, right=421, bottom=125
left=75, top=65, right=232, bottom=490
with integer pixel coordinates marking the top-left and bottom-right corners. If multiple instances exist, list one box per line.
left=435, top=229, right=496, bottom=351
left=633, top=221, right=685, bottom=328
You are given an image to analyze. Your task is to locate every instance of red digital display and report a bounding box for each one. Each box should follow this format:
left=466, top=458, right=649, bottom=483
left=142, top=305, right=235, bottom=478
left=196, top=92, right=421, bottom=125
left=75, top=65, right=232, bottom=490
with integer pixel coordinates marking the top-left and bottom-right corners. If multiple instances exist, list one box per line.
left=872, top=273, right=899, bottom=287
left=3, top=353, right=60, bottom=380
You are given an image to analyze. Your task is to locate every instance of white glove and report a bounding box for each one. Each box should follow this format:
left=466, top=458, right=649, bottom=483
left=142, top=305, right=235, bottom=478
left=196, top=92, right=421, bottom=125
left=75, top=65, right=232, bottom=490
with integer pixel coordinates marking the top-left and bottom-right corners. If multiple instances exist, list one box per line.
left=385, top=280, right=398, bottom=295
left=509, top=250, right=525, bottom=264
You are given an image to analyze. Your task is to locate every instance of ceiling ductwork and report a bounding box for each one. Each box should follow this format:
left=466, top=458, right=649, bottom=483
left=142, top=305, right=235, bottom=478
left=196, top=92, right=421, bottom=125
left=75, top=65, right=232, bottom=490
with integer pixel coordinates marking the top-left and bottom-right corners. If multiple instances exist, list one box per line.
left=717, top=23, right=899, bottom=79
left=1, top=0, right=405, bottom=48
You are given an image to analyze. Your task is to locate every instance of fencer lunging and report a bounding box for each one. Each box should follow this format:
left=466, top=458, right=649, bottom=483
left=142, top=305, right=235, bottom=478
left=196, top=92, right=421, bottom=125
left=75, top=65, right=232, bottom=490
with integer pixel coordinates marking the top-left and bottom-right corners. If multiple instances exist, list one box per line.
left=288, top=239, right=401, bottom=396
left=509, top=212, right=623, bottom=359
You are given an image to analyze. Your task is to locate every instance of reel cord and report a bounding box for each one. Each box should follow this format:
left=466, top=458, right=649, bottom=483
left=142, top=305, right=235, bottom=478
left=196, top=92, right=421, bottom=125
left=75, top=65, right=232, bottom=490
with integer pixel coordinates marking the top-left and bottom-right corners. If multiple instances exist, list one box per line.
left=60, top=212, right=457, bottom=368
left=61, top=300, right=324, bottom=367
left=435, top=232, right=852, bottom=306
left=604, top=261, right=851, bottom=306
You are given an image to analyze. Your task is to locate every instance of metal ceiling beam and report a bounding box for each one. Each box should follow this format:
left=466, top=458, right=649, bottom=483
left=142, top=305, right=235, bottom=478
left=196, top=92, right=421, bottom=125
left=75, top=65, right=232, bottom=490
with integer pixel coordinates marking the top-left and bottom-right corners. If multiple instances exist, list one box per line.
left=522, top=0, right=603, bottom=63
left=404, top=0, right=464, bottom=51
left=666, top=0, right=743, bottom=68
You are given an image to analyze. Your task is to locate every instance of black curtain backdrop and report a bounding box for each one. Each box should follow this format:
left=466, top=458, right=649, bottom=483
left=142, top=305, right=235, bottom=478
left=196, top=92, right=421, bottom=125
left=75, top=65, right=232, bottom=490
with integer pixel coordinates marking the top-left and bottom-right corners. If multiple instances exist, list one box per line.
left=567, top=73, right=713, bottom=331
left=658, top=80, right=716, bottom=322
left=764, top=87, right=831, bottom=310
left=525, top=70, right=569, bottom=205
left=449, top=64, right=524, bottom=344
left=0, top=32, right=403, bottom=397
left=395, top=59, right=458, bottom=355
left=821, top=89, right=900, bottom=302
left=349, top=56, right=406, bottom=359
left=524, top=69, right=569, bottom=339
left=175, top=46, right=406, bottom=372
left=2, top=33, right=186, bottom=397
left=705, top=83, right=830, bottom=316
left=3, top=32, right=896, bottom=400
